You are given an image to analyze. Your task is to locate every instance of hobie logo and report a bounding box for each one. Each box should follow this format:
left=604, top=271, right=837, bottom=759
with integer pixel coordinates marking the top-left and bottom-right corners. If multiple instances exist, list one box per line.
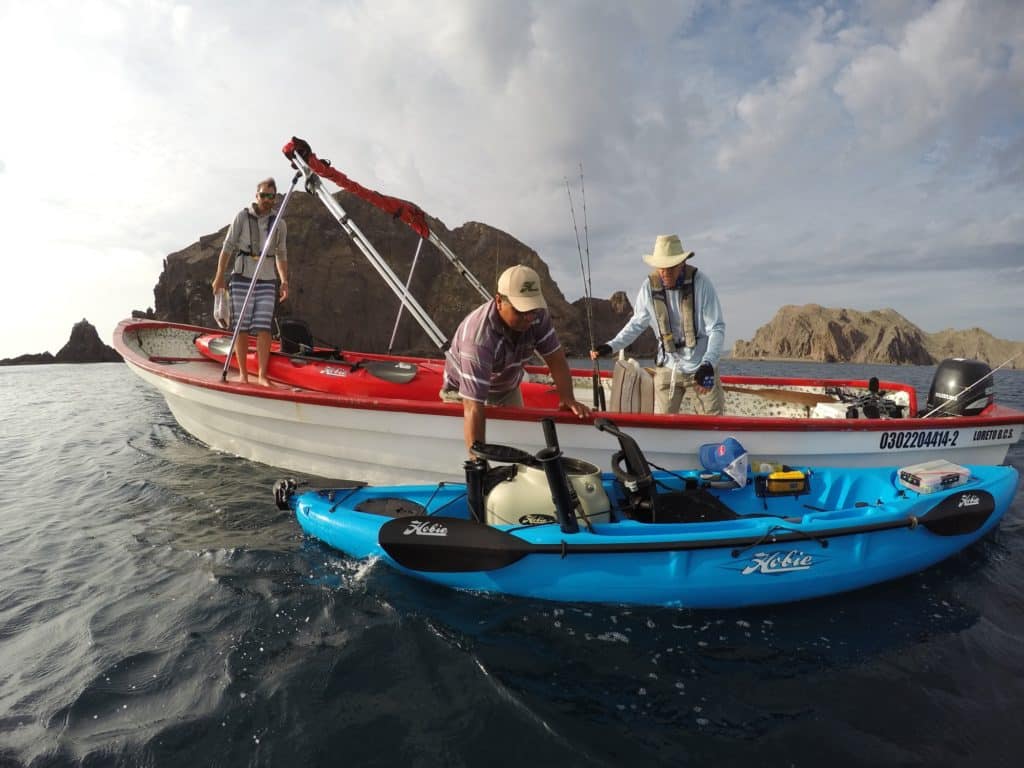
left=520, top=280, right=537, bottom=294
left=958, top=493, right=981, bottom=508
left=404, top=520, right=448, bottom=537
left=741, top=550, right=814, bottom=575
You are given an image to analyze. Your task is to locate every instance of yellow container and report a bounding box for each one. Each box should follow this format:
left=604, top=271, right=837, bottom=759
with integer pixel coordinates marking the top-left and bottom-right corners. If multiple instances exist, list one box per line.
left=766, top=470, right=808, bottom=494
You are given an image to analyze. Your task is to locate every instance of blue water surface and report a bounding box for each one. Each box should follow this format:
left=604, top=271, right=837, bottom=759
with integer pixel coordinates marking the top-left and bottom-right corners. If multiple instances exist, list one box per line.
left=0, top=361, right=1021, bottom=767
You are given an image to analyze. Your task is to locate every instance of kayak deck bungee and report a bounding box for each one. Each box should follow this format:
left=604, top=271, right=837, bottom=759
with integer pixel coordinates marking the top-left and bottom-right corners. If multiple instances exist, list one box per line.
left=276, top=418, right=1019, bottom=608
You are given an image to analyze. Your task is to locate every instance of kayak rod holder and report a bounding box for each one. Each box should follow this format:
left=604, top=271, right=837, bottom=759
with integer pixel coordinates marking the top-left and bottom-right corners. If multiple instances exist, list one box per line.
left=536, top=446, right=579, bottom=534
left=464, top=458, right=488, bottom=523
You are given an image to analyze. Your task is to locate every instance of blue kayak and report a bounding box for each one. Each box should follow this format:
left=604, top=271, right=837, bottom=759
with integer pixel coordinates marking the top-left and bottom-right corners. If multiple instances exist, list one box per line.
left=275, top=419, right=1019, bottom=608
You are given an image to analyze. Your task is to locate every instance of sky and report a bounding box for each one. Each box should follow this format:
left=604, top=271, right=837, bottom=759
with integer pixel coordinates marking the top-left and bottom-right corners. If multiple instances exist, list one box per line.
left=1, top=0, right=1022, bottom=360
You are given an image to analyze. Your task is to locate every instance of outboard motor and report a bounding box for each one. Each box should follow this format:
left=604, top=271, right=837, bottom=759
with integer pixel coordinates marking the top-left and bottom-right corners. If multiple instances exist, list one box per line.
left=924, top=358, right=993, bottom=417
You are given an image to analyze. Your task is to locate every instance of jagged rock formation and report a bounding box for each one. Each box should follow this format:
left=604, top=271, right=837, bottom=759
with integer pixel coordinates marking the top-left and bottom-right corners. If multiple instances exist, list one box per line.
left=154, top=191, right=596, bottom=356
left=733, top=304, right=1022, bottom=368
left=925, top=327, right=1023, bottom=369
left=0, top=319, right=122, bottom=365
left=56, top=320, right=123, bottom=363
left=147, top=192, right=1019, bottom=366
left=572, top=291, right=657, bottom=357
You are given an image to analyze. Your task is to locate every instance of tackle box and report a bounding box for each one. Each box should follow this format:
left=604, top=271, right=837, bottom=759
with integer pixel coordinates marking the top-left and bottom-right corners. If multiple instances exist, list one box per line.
left=897, top=459, right=971, bottom=493
left=755, top=469, right=809, bottom=497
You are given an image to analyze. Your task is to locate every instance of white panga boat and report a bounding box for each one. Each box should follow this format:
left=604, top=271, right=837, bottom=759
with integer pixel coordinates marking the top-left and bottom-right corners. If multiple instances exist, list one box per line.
left=114, top=318, right=1023, bottom=483
left=117, top=137, right=1022, bottom=480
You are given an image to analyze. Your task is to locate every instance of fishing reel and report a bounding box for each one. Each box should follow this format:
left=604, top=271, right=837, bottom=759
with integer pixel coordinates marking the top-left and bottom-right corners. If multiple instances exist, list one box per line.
left=826, top=377, right=904, bottom=419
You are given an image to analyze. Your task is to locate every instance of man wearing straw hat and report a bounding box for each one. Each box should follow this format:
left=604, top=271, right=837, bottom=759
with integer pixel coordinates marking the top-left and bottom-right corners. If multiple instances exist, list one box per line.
left=591, top=234, right=726, bottom=415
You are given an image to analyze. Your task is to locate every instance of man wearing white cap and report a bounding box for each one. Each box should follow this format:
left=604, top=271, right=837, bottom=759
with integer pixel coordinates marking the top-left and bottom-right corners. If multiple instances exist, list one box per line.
left=442, top=264, right=592, bottom=454
left=591, top=234, right=726, bottom=415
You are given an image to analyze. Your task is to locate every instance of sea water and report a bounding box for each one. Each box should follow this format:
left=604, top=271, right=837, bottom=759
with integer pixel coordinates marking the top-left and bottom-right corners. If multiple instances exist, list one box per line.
left=0, top=361, right=1022, bottom=767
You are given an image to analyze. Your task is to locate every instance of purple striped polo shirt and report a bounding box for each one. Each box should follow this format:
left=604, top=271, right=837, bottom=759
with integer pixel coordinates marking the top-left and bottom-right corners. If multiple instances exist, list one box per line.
left=443, top=300, right=561, bottom=402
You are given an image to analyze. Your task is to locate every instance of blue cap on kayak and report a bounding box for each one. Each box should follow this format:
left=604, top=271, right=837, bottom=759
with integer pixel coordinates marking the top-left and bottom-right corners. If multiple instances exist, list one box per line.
left=698, top=437, right=749, bottom=487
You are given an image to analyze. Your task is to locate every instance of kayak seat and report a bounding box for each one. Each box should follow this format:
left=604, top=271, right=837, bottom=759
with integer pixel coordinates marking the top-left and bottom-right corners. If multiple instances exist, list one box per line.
left=631, top=487, right=740, bottom=524
left=279, top=318, right=314, bottom=354
left=278, top=317, right=344, bottom=360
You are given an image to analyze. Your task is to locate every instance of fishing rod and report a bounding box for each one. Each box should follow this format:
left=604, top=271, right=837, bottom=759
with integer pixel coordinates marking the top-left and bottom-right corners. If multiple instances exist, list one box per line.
left=921, top=350, right=1024, bottom=418
left=578, top=164, right=605, bottom=411
left=388, top=238, right=424, bottom=353
left=565, top=170, right=605, bottom=410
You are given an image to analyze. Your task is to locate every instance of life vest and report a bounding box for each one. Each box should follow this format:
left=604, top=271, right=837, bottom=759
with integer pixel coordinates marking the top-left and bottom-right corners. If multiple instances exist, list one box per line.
left=232, top=207, right=281, bottom=277
left=649, top=265, right=698, bottom=358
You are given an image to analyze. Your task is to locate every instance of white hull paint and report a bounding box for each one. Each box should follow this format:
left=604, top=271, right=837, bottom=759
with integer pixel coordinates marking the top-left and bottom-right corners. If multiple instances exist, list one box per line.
left=117, top=321, right=1023, bottom=483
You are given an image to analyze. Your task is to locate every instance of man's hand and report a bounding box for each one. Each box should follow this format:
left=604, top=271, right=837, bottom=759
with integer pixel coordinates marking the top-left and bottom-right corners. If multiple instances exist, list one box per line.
left=560, top=398, right=592, bottom=419
left=694, top=361, right=715, bottom=391
left=590, top=344, right=612, bottom=360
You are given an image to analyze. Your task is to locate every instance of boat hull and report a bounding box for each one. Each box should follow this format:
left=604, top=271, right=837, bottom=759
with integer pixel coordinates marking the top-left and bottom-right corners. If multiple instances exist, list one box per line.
left=116, top=320, right=1024, bottom=482
left=288, top=465, right=1019, bottom=608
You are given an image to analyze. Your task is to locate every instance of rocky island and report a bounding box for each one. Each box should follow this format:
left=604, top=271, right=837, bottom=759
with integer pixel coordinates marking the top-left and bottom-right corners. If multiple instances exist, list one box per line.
left=732, top=304, right=1022, bottom=369
left=0, top=319, right=121, bottom=366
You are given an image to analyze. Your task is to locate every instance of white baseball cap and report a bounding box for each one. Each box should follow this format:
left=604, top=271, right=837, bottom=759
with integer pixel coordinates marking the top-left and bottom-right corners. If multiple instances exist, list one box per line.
left=497, top=265, right=547, bottom=312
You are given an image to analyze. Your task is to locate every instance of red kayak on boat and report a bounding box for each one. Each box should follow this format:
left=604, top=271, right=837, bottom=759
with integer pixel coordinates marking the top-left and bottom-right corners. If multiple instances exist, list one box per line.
left=194, top=331, right=563, bottom=407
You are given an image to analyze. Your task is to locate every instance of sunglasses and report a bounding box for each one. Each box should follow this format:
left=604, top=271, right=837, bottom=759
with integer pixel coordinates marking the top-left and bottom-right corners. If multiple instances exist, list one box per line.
left=258, top=192, right=276, bottom=200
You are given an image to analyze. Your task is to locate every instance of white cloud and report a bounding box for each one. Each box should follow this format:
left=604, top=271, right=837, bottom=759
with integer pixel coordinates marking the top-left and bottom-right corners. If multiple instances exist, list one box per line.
left=0, top=0, right=1022, bottom=360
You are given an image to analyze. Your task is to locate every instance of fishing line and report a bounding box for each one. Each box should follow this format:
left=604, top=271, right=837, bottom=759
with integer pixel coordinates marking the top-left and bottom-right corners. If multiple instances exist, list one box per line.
left=565, top=173, right=605, bottom=410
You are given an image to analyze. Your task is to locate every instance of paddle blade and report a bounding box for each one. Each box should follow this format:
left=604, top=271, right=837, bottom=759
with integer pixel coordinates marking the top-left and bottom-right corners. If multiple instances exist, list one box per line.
left=920, top=490, right=997, bottom=536
left=378, top=516, right=532, bottom=572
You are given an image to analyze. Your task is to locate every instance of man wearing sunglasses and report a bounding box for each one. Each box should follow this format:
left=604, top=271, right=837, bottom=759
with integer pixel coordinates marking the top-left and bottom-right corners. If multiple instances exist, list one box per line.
left=442, top=264, right=591, bottom=454
left=212, top=177, right=289, bottom=386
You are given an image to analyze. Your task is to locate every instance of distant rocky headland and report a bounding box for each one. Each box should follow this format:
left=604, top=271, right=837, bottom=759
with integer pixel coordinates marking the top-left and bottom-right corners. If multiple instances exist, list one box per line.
left=732, top=304, right=1023, bottom=369
left=0, top=319, right=122, bottom=366
left=6, top=189, right=1019, bottom=369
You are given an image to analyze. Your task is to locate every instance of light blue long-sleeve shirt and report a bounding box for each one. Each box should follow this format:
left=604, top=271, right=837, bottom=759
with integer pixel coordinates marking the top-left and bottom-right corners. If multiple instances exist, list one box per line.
left=606, top=270, right=726, bottom=372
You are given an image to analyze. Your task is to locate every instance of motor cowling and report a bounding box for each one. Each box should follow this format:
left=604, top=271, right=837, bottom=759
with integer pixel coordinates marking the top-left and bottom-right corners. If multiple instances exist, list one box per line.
left=924, top=358, right=993, bottom=417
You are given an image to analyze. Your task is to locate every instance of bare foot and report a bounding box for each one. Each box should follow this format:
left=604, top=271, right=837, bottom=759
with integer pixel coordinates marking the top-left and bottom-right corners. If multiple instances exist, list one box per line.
left=235, top=376, right=250, bottom=385
left=257, top=377, right=274, bottom=388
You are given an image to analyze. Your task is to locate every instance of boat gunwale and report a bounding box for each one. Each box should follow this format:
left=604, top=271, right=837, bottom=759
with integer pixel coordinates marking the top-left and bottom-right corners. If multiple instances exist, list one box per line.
left=114, top=319, right=1024, bottom=433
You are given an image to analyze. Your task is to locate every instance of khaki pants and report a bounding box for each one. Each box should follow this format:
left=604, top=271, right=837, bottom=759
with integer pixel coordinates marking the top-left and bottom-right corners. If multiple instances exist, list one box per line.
left=439, top=387, right=524, bottom=408
left=653, top=367, right=725, bottom=415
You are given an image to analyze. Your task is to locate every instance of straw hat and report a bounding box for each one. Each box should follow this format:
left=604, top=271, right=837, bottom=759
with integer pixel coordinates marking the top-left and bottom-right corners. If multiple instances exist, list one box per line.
left=642, top=234, right=694, bottom=269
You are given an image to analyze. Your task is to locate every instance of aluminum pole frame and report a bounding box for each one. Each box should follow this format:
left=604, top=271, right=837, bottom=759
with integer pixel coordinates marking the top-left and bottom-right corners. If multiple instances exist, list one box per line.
left=221, top=170, right=302, bottom=382
left=388, top=237, right=424, bottom=353
left=290, top=152, right=448, bottom=349
left=427, top=232, right=491, bottom=302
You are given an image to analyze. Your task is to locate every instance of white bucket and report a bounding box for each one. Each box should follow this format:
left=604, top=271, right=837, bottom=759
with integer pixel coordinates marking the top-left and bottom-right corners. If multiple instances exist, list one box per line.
left=485, top=458, right=611, bottom=526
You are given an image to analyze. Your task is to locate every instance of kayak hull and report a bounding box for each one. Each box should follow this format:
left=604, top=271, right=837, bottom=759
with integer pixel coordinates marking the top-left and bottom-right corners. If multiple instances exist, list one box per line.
left=287, top=463, right=1019, bottom=608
